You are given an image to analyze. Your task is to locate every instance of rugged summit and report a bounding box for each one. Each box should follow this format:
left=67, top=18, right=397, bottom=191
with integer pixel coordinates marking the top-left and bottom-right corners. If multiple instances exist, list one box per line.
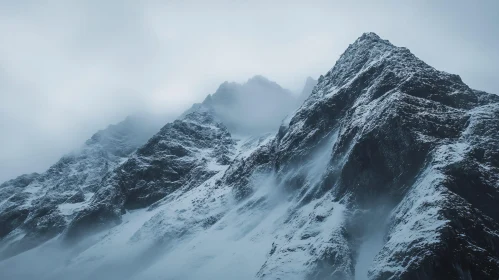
left=0, top=33, right=498, bottom=280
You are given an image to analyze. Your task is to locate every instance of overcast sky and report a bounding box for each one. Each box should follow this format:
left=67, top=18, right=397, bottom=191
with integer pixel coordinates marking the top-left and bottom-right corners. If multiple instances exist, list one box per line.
left=0, top=0, right=498, bottom=182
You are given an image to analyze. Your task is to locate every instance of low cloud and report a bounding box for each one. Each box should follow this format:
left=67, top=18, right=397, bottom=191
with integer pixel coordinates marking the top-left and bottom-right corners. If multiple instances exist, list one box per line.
left=1, top=0, right=498, bottom=181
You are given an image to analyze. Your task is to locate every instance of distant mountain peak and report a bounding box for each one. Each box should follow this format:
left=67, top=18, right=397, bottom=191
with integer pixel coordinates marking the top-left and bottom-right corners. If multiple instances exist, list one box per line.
left=247, top=74, right=270, bottom=83
left=357, top=32, right=385, bottom=43
left=297, top=76, right=317, bottom=104
left=196, top=76, right=296, bottom=134
left=303, top=76, right=317, bottom=90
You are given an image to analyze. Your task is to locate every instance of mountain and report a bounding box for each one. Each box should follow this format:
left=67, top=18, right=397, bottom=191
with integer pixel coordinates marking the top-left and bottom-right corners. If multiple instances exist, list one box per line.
left=1, top=33, right=498, bottom=280
left=297, top=76, right=318, bottom=104
left=63, top=76, right=298, bottom=242
left=184, top=75, right=299, bottom=134
left=0, top=113, right=170, bottom=259
left=0, top=76, right=297, bottom=260
left=222, top=32, right=499, bottom=279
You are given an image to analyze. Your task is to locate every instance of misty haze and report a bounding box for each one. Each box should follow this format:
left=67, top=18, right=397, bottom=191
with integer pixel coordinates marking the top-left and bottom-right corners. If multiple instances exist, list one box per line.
left=1, top=1, right=499, bottom=280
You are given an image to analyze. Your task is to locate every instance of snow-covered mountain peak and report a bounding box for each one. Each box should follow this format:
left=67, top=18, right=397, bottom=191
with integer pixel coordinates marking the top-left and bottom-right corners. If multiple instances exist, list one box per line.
left=320, top=32, right=433, bottom=91
left=1, top=33, right=499, bottom=280
left=355, top=32, right=392, bottom=47
left=222, top=33, right=499, bottom=279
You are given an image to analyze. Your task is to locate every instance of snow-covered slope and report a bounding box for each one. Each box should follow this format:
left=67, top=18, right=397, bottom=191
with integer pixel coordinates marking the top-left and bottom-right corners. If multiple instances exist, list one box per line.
left=1, top=33, right=498, bottom=280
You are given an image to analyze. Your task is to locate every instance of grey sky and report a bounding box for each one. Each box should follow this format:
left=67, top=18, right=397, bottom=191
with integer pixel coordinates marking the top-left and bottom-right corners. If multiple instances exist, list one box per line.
left=0, top=0, right=498, bottom=182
